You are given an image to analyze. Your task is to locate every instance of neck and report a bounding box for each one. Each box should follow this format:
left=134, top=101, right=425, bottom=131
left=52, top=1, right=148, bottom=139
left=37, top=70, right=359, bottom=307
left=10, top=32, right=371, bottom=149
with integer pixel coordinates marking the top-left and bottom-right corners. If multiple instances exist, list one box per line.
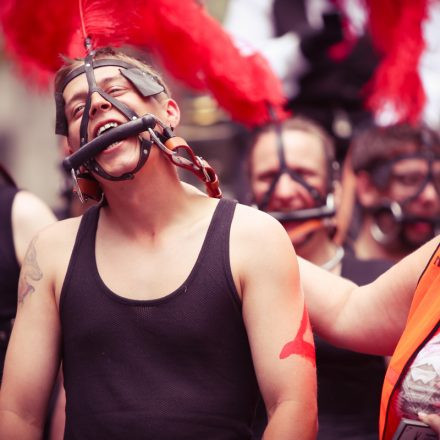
left=295, top=229, right=340, bottom=267
left=354, top=217, right=405, bottom=262
left=98, top=151, right=193, bottom=236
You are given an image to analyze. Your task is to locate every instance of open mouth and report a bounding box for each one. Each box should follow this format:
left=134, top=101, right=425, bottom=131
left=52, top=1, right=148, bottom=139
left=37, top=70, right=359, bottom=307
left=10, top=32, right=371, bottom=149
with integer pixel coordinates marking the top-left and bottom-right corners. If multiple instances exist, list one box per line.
left=95, top=121, right=122, bottom=149
left=406, top=221, right=432, bottom=236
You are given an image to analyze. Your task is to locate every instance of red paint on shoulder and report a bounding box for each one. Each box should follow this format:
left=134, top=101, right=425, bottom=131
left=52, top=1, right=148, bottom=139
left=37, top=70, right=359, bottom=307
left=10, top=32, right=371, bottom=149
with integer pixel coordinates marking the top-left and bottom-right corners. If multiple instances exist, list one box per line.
left=279, top=306, right=315, bottom=366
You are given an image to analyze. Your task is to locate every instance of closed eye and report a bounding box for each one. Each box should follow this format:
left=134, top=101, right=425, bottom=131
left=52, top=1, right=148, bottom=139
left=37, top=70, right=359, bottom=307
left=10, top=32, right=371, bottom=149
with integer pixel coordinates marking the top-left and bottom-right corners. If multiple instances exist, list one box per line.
left=257, top=171, right=279, bottom=183
left=107, top=85, right=126, bottom=96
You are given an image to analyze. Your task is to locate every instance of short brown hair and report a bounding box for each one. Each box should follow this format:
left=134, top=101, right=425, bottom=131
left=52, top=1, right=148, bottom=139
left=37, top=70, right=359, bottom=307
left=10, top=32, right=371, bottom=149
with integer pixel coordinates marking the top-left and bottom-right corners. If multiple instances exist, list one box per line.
left=251, top=116, right=336, bottom=162
left=54, top=46, right=170, bottom=98
left=351, top=123, right=440, bottom=173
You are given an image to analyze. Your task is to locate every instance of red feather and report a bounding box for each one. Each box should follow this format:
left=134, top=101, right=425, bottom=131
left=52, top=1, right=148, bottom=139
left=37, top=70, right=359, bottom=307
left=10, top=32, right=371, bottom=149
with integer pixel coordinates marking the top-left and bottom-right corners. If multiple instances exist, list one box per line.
left=365, top=0, right=428, bottom=123
left=0, top=0, right=287, bottom=126
left=0, top=0, right=79, bottom=85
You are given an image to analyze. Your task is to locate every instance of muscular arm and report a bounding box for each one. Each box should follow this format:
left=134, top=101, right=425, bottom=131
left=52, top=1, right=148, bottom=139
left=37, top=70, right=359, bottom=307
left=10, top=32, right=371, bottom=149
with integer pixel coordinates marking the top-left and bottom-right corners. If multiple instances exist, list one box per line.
left=231, top=206, right=317, bottom=439
left=0, top=231, right=62, bottom=439
left=299, top=236, right=440, bottom=355
left=12, top=191, right=57, bottom=265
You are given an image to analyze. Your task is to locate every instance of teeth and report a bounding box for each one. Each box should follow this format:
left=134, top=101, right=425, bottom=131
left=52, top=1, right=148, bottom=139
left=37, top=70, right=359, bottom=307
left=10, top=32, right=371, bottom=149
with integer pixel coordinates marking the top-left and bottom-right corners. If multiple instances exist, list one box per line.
left=104, top=141, right=121, bottom=150
left=97, top=122, right=119, bottom=137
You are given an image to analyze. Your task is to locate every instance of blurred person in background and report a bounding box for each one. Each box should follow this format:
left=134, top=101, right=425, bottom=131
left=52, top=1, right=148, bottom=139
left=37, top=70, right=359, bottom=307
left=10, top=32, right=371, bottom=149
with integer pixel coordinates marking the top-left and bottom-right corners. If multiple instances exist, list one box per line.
left=0, top=163, right=56, bottom=381
left=248, top=116, right=392, bottom=439
left=299, top=234, right=440, bottom=440
left=224, top=0, right=379, bottom=160
left=0, top=163, right=60, bottom=439
left=350, top=123, right=440, bottom=262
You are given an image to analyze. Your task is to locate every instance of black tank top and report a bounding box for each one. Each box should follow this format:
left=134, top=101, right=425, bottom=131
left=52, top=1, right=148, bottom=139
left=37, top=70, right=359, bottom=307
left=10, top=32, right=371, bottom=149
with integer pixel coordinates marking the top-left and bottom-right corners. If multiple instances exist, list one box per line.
left=60, top=198, right=259, bottom=439
left=313, top=253, right=392, bottom=440
left=0, top=184, right=20, bottom=380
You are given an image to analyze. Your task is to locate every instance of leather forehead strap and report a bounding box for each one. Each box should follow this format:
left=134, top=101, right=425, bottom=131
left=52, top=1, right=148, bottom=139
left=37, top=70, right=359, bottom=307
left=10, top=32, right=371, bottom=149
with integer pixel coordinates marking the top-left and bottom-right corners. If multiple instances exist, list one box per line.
left=58, top=59, right=140, bottom=92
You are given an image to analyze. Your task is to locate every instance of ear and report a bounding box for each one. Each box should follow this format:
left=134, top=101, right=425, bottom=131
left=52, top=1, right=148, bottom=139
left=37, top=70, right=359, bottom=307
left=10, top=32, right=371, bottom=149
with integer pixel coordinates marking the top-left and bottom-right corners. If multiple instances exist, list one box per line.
left=60, top=136, right=74, bottom=156
left=66, top=142, right=74, bottom=155
left=355, top=170, right=382, bottom=207
left=162, top=98, right=180, bottom=129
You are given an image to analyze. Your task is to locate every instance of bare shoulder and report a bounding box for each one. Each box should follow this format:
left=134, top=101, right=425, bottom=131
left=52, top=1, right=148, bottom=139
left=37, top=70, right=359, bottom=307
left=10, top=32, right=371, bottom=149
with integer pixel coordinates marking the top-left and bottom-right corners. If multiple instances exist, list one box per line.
left=230, top=203, right=299, bottom=297
left=12, top=191, right=57, bottom=264
left=34, top=215, right=82, bottom=258
left=232, top=203, right=294, bottom=249
left=12, top=191, right=57, bottom=236
left=12, top=191, right=54, bottom=217
left=25, top=215, right=84, bottom=298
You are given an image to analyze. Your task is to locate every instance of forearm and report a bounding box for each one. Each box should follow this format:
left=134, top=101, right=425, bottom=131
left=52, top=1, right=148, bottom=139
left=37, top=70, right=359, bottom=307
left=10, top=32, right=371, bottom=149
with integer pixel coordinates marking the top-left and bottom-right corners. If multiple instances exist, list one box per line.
left=262, top=400, right=317, bottom=440
left=0, top=409, right=43, bottom=440
left=299, top=254, right=414, bottom=355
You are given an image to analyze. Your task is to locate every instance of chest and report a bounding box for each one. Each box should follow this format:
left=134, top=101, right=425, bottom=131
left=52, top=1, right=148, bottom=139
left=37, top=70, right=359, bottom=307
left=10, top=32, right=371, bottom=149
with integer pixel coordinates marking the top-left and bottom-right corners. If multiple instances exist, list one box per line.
left=95, top=225, right=209, bottom=301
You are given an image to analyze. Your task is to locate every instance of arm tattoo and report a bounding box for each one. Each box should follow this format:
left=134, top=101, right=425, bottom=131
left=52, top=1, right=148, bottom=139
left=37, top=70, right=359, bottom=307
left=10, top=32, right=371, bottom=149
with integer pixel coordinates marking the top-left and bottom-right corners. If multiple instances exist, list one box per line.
left=279, top=305, right=316, bottom=366
left=18, top=236, right=43, bottom=304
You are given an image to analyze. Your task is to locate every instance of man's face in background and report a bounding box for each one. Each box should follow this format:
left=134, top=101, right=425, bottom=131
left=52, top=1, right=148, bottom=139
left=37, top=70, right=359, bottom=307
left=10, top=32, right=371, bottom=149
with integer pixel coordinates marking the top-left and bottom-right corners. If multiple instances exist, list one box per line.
left=250, top=128, right=329, bottom=246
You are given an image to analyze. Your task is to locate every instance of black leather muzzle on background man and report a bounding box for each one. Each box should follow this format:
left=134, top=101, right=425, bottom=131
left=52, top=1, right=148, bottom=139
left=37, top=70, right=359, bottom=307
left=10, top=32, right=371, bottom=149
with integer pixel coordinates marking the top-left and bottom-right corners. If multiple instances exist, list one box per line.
left=367, top=151, right=440, bottom=245
left=55, top=54, right=165, bottom=181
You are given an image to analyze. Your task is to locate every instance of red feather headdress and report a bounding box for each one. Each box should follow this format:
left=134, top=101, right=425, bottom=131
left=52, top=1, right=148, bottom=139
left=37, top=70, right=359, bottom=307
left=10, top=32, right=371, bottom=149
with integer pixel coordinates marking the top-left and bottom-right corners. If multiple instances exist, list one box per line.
left=0, top=0, right=288, bottom=127
left=365, top=0, right=429, bottom=123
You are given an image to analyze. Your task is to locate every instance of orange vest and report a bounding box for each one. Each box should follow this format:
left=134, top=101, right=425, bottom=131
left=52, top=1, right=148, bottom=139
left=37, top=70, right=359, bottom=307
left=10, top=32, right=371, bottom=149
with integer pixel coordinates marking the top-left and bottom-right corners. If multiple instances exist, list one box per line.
left=379, top=243, right=440, bottom=440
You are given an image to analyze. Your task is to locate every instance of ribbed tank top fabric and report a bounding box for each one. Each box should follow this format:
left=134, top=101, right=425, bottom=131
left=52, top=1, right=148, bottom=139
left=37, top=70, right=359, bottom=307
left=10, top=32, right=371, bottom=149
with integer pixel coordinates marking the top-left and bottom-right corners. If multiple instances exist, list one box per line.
left=60, top=198, right=259, bottom=439
left=0, top=185, right=20, bottom=380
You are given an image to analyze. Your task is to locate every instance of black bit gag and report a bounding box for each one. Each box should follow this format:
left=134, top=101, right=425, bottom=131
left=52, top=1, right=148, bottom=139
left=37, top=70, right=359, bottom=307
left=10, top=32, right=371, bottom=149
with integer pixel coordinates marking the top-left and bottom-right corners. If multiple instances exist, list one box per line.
left=62, top=114, right=156, bottom=173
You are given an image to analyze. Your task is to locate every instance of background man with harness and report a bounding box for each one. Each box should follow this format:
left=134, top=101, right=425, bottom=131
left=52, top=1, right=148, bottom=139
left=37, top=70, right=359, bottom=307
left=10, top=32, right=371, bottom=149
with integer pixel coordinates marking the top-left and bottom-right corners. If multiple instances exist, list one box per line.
left=350, top=123, right=440, bottom=262
left=299, top=235, right=440, bottom=440
left=248, top=115, right=392, bottom=439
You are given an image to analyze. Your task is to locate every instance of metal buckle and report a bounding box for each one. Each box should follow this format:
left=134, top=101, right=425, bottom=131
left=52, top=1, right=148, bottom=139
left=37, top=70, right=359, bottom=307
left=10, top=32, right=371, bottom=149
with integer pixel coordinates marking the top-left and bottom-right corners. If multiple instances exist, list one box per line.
left=148, top=127, right=174, bottom=157
left=71, top=169, right=86, bottom=204
left=195, top=156, right=211, bottom=182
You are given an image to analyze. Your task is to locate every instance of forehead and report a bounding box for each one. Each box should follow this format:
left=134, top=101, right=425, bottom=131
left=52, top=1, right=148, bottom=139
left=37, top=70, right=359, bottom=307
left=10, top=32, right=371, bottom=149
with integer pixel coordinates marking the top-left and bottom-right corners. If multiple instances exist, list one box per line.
left=63, top=65, right=126, bottom=102
left=251, top=129, right=327, bottom=170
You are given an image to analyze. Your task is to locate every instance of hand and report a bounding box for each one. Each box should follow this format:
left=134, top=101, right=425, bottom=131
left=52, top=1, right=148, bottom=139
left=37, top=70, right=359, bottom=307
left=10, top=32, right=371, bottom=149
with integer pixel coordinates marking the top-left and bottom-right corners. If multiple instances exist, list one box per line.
left=418, top=412, right=440, bottom=438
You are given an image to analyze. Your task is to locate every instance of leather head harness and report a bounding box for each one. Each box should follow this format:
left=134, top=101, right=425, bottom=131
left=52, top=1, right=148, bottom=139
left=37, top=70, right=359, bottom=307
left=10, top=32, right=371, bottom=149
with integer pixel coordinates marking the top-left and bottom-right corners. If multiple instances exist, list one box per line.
left=56, top=50, right=222, bottom=202
left=366, top=149, right=440, bottom=246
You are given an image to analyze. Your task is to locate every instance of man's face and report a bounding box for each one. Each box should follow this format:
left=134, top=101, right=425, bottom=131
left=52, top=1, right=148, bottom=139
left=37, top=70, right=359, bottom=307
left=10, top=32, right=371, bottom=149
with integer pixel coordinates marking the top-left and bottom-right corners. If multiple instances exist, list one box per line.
left=385, top=154, right=440, bottom=244
left=250, top=129, right=328, bottom=243
left=63, top=65, right=167, bottom=178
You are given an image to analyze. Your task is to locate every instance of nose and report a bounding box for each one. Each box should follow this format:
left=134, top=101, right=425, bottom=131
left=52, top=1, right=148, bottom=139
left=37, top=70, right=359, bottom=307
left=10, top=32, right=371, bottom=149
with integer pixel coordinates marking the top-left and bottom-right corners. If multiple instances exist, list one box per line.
left=417, top=181, right=439, bottom=207
left=275, top=173, right=297, bottom=199
left=89, top=92, right=111, bottom=117
left=273, top=173, right=311, bottom=208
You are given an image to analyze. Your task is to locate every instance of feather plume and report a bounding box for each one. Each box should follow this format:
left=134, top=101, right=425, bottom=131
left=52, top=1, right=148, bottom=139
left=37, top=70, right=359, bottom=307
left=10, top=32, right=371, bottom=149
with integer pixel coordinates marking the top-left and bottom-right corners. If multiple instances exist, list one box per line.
left=365, top=0, right=428, bottom=123
left=0, top=0, right=79, bottom=85
left=135, top=0, right=288, bottom=125
left=0, top=0, right=287, bottom=126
